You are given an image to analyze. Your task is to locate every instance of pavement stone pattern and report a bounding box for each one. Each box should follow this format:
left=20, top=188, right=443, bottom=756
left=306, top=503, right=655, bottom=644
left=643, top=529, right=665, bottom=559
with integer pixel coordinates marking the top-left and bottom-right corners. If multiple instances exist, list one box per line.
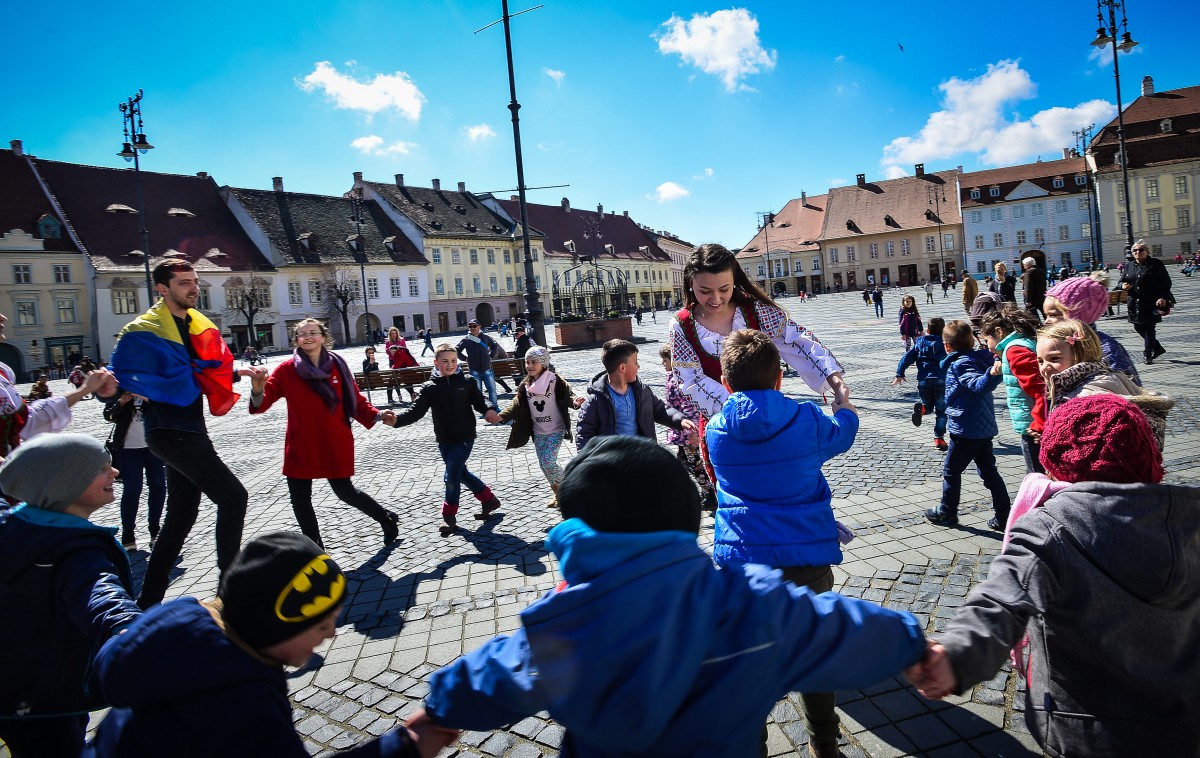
left=9, top=273, right=1197, bottom=757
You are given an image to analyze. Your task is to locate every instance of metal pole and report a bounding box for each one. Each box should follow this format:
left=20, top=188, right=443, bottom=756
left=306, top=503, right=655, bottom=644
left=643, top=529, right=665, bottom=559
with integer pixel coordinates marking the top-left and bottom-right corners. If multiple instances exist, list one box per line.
left=1108, top=2, right=1136, bottom=260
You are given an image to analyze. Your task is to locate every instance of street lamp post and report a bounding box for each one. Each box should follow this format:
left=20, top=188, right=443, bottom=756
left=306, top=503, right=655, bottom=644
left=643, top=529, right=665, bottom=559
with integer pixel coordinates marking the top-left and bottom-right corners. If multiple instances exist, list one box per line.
left=350, top=193, right=375, bottom=346
left=1091, top=0, right=1139, bottom=261
left=1073, top=124, right=1102, bottom=266
left=116, top=90, right=155, bottom=298
left=582, top=216, right=603, bottom=314
left=759, top=211, right=775, bottom=295
left=927, top=184, right=948, bottom=283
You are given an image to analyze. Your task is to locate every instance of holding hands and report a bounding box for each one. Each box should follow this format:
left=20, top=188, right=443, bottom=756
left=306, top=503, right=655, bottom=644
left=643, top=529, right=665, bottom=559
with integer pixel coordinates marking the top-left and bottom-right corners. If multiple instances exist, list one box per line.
left=242, top=367, right=269, bottom=394
left=484, top=409, right=502, bottom=424
left=904, top=640, right=958, bottom=700
left=380, top=410, right=397, bottom=426
left=403, top=708, right=460, bottom=757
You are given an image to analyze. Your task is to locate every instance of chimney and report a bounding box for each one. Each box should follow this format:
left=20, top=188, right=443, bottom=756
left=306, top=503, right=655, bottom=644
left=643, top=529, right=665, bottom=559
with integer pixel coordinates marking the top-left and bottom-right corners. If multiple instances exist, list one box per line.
left=395, top=173, right=404, bottom=187
left=9, top=139, right=23, bottom=156
left=1062, top=148, right=1073, bottom=160
left=623, top=210, right=628, bottom=217
left=856, top=173, right=866, bottom=187
left=511, top=195, right=519, bottom=201
left=915, top=163, right=925, bottom=177
left=801, top=191, right=807, bottom=207
left=457, top=181, right=466, bottom=192
left=1142, top=76, right=1154, bottom=96
left=353, top=171, right=363, bottom=186
left=196, top=171, right=208, bottom=179
left=432, top=178, right=441, bottom=190
left=561, top=197, right=570, bottom=213
left=272, top=176, right=284, bottom=192
left=597, top=203, right=603, bottom=215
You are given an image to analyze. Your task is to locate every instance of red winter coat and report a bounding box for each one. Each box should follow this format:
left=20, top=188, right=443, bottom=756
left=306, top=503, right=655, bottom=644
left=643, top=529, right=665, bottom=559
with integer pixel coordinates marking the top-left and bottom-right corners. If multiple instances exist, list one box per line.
left=249, top=358, right=379, bottom=479
left=386, top=339, right=418, bottom=369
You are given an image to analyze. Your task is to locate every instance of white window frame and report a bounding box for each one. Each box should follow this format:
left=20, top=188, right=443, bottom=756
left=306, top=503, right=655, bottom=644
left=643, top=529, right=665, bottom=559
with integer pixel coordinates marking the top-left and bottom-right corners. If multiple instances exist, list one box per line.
left=112, top=288, right=139, bottom=315
left=409, top=276, right=420, bottom=297
left=288, top=281, right=303, bottom=305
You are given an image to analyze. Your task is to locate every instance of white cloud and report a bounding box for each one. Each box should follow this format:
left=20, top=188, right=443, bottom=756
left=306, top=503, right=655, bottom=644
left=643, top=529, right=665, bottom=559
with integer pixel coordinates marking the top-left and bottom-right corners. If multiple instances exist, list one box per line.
left=827, top=178, right=848, bottom=187
left=464, top=124, right=496, bottom=142
left=653, top=181, right=690, bottom=202
left=299, top=61, right=425, bottom=121
left=691, top=167, right=715, bottom=180
left=835, top=82, right=859, bottom=96
left=655, top=9, right=777, bottom=92
left=834, top=54, right=846, bottom=63
left=881, top=60, right=1116, bottom=171
left=1087, top=42, right=1144, bottom=68
left=883, top=166, right=908, bottom=179
left=350, top=135, right=416, bottom=156
left=543, top=68, right=566, bottom=86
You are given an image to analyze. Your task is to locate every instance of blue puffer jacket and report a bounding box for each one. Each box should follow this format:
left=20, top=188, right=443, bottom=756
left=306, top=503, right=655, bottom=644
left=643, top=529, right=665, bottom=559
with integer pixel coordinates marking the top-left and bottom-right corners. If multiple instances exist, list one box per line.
left=424, top=519, right=925, bottom=757
left=0, top=504, right=140, bottom=718
left=895, top=334, right=947, bottom=388
left=942, top=349, right=1003, bottom=439
left=705, top=390, right=858, bottom=568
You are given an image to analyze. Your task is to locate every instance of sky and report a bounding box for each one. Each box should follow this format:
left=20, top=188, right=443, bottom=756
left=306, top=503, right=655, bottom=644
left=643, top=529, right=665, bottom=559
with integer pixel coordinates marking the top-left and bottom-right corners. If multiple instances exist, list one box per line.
left=2, top=1, right=1191, bottom=250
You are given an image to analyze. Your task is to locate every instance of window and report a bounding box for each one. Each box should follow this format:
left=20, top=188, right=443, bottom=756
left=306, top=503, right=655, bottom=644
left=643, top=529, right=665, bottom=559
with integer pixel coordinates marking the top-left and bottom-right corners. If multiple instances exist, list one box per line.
left=829, top=247, right=839, bottom=263
left=431, top=248, right=442, bottom=264
left=288, top=281, right=303, bottom=305
left=197, top=287, right=211, bottom=310
left=1118, top=186, right=1125, bottom=202
left=1118, top=212, right=1126, bottom=228
left=1075, top=175, right=1087, bottom=186
left=1017, top=230, right=1027, bottom=245
left=885, top=241, right=895, bottom=257
left=1032, top=203, right=1044, bottom=216
left=976, top=261, right=987, bottom=273
left=812, top=257, right=821, bottom=271
left=1079, top=198, right=1090, bottom=210
left=53, top=264, right=71, bottom=283
left=16, top=301, right=37, bottom=325
left=504, top=250, right=511, bottom=264
left=1175, top=175, right=1189, bottom=197
left=1147, top=210, right=1162, bottom=232
left=487, top=248, right=495, bottom=264
left=365, top=278, right=378, bottom=300
left=943, top=234, right=955, bottom=251
left=869, top=243, right=879, bottom=259
left=1055, top=200, right=1068, bottom=213
left=970, top=189, right=980, bottom=200
left=900, top=239, right=910, bottom=256
left=57, top=298, right=77, bottom=324
left=1151, top=244, right=1162, bottom=257
left=390, top=277, right=402, bottom=298
left=563, top=271, right=571, bottom=286
left=506, top=276, right=514, bottom=291
left=1053, top=178, right=1064, bottom=189
left=472, top=276, right=481, bottom=294
left=516, top=276, right=523, bottom=290
left=451, top=248, right=461, bottom=264
left=990, top=208, right=1002, bottom=221
left=1182, top=241, right=1192, bottom=256
left=925, top=236, right=935, bottom=253
left=774, top=259, right=786, bottom=277
left=970, top=211, right=982, bottom=223
left=1146, top=179, right=1159, bottom=200
left=112, top=289, right=138, bottom=314
left=846, top=245, right=856, bottom=262
left=1082, top=222, right=1091, bottom=238
left=308, top=280, right=323, bottom=304
left=12, top=264, right=30, bottom=284
left=793, top=258, right=803, bottom=273
left=1058, top=225, right=1071, bottom=241
left=1013, top=206, right=1025, bottom=219
left=37, top=216, right=62, bottom=239
left=254, top=287, right=272, bottom=307
left=435, top=277, right=445, bottom=295
left=634, top=270, right=640, bottom=283
left=757, top=264, right=765, bottom=277
left=454, top=277, right=463, bottom=295
left=490, top=275, right=498, bottom=293
left=456, top=311, right=468, bottom=327
left=409, top=277, right=419, bottom=297
left=989, top=187, right=1000, bottom=197
left=1177, top=207, right=1191, bottom=229
left=1034, top=228, right=1044, bottom=244
left=535, top=275, right=541, bottom=289
left=469, top=248, right=479, bottom=264
left=975, top=235, right=985, bottom=250
left=994, top=233, right=1004, bottom=247
left=531, top=248, right=539, bottom=261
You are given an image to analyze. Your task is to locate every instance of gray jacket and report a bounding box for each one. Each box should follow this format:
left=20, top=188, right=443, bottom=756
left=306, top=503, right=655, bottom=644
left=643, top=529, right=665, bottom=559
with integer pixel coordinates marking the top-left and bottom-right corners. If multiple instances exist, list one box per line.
left=576, top=372, right=686, bottom=451
left=938, top=482, right=1200, bottom=757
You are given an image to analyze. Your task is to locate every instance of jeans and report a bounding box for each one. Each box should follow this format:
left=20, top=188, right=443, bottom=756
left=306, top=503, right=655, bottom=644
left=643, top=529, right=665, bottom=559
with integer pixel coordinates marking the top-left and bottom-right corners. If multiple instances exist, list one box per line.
left=1133, top=321, right=1164, bottom=358
left=918, top=384, right=948, bottom=438
left=0, top=713, right=87, bottom=758
left=470, top=368, right=499, bottom=409
left=873, top=302, right=884, bottom=317
left=941, top=435, right=1010, bottom=518
left=439, top=440, right=486, bottom=512
left=1020, top=433, right=1045, bottom=475
left=286, top=477, right=390, bottom=549
left=139, top=430, right=248, bottom=608
left=117, top=446, right=166, bottom=543
left=779, top=565, right=839, bottom=747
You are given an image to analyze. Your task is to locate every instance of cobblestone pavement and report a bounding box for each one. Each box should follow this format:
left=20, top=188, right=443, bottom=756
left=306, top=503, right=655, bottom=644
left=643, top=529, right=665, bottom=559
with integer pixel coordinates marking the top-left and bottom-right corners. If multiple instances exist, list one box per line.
left=15, top=274, right=1198, bottom=757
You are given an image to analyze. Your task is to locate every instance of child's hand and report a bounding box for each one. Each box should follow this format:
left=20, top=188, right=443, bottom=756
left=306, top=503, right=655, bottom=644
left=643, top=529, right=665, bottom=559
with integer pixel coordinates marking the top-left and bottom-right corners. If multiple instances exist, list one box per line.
left=990, top=360, right=1002, bottom=376
left=380, top=410, right=397, bottom=426
left=403, top=708, right=460, bottom=757
left=831, top=399, right=857, bottom=415
left=484, top=409, right=502, bottom=424
left=573, top=396, right=585, bottom=409
left=890, top=376, right=904, bottom=386
left=905, top=641, right=958, bottom=700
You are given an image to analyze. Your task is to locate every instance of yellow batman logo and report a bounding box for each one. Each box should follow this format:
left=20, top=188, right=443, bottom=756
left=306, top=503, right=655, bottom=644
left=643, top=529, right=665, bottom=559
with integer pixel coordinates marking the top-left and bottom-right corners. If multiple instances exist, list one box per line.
left=274, top=554, right=346, bottom=623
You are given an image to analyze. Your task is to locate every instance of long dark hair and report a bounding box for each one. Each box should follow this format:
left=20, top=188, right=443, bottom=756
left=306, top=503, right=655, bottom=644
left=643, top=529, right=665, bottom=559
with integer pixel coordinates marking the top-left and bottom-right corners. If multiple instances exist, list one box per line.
left=683, top=243, right=775, bottom=312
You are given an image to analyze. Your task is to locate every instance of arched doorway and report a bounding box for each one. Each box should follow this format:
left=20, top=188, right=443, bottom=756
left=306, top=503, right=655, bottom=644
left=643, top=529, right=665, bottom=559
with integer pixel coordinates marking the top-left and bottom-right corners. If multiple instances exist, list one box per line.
left=354, top=313, right=381, bottom=343
left=474, top=302, right=495, bottom=326
left=0, top=344, right=24, bottom=379
left=773, top=280, right=787, bottom=296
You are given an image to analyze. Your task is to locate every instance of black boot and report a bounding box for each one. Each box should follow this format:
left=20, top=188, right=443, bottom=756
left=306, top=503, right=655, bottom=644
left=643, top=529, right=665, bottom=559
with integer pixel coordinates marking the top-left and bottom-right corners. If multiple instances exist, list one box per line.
left=439, top=514, right=457, bottom=538
left=380, top=511, right=399, bottom=546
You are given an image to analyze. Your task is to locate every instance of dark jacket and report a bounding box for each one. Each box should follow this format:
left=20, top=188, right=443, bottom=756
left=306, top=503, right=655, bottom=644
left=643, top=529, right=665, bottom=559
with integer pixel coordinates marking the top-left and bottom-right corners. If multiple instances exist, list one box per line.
left=513, top=333, right=533, bottom=359
left=499, top=374, right=576, bottom=449
left=392, top=369, right=491, bottom=445
left=88, top=597, right=417, bottom=757
left=456, top=333, right=498, bottom=373
left=895, top=335, right=948, bottom=388
left=103, top=396, right=138, bottom=451
left=1020, top=267, right=1046, bottom=309
left=0, top=504, right=140, bottom=718
left=942, top=349, right=1002, bottom=439
left=575, top=372, right=685, bottom=451
left=988, top=276, right=1017, bottom=303
left=1121, top=255, right=1173, bottom=326
left=938, top=482, right=1200, bottom=758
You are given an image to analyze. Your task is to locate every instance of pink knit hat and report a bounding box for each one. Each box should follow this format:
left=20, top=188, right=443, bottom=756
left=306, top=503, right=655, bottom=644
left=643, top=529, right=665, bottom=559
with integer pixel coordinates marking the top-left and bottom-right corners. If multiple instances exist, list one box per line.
left=1040, top=394, right=1164, bottom=484
left=1045, top=277, right=1108, bottom=324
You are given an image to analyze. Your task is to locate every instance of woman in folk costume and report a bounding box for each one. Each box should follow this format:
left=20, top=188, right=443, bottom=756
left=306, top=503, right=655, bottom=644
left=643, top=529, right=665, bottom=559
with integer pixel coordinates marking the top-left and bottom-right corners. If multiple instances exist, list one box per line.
left=247, top=319, right=398, bottom=549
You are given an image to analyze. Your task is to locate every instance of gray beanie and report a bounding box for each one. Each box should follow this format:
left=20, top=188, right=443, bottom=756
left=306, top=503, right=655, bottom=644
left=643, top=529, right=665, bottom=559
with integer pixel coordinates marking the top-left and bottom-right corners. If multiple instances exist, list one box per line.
left=0, top=433, right=111, bottom=512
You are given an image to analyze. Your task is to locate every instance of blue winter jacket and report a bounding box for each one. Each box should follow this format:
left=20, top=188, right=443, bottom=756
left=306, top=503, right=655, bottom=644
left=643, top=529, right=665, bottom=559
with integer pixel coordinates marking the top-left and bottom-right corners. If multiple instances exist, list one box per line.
left=942, top=349, right=1003, bottom=439
left=0, top=504, right=140, bottom=719
left=895, top=334, right=947, bottom=388
left=706, top=390, right=859, bottom=568
left=424, top=519, right=924, bottom=757
left=88, top=597, right=416, bottom=757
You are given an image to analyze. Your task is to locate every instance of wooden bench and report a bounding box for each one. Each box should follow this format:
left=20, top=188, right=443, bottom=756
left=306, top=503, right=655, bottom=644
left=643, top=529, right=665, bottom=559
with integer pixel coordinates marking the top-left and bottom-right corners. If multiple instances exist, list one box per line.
left=1108, top=289, right=1129, bottom=315
left=491, top=357, right=527, bottom=381
left=354, top=367, right=431, bottom=395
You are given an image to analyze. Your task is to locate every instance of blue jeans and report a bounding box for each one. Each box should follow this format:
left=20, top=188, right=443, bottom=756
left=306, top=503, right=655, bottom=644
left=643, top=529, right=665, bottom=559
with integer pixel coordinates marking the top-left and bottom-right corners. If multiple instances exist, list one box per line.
left=470, top=368, right=498, bottom=409
left=117, top=446, right=166, bottom=543
left=918, top=383, right=947, bottom=438
left=439, top=441, right=486, bottom=511
left=940, top=435, right=1010, bottom=518
left=874, top=302, right=884, bottom=317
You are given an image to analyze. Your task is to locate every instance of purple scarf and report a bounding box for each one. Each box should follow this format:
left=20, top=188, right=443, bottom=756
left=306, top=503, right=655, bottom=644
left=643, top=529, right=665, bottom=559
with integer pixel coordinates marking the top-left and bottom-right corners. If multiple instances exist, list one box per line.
left=293, top=348, right=357, bottom=421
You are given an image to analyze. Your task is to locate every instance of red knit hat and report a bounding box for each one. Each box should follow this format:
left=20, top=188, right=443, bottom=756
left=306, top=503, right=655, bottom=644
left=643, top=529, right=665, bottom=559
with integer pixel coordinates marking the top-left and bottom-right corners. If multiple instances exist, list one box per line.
left=1040, top=394, right=1164, bottom=484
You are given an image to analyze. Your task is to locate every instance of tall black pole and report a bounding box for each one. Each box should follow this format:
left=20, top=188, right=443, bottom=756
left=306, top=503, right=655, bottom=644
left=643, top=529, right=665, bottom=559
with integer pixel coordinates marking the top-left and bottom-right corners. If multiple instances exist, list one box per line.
left=119, top=91, right=154, bottom=299
left=500, top=0, right=546, bottom=347
left=1107, top=2, right=1136, bottom=261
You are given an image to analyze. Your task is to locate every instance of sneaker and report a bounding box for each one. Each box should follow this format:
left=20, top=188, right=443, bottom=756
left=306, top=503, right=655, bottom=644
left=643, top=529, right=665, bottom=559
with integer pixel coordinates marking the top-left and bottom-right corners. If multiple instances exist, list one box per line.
left=381, top=511, right=400, bottom=546
left=474, top=496, right=502, bottom=521
left=987, top=516, right=1006, bottom=531
left=934, top=437, right=948, bottom=451
left=925, top=508, right=959, bottom=527
left=911, top=402, right=924, bottom=427
left=439, top=515, right=458, bottom=538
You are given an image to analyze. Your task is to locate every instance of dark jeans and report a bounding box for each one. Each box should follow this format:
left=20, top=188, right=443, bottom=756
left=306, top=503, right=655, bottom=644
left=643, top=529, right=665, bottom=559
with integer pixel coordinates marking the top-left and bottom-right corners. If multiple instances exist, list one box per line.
left=941, top=435, right=1010, bottom=518
left=917, top=383, right=948, bottom=438
left=873, top=302, right=884, bottom=317
left=1133, top=321, right=1164, bottom=358
left=286, top=477, right=390, bottom=549
left=139, top=430, right=248, bottom=608
left=1020, top=433, right=1045, bottom=475
left=0, top=713, right=87, bottom=758
left=779, top=565, right=839, bottom=747
left=439, top=441, right=486, bottom=512
left=117, top=446, right=166, bottom=543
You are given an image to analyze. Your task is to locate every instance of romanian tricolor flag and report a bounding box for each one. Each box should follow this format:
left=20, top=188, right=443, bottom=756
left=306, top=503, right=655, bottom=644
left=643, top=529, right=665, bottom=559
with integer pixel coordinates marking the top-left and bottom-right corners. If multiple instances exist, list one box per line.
left=110, top=300, right=240, bottom=416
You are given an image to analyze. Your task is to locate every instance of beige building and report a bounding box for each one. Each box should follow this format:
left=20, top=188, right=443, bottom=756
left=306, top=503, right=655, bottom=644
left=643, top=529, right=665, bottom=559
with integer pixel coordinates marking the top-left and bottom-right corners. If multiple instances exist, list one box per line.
left=736, top=192, right=828, bottom=297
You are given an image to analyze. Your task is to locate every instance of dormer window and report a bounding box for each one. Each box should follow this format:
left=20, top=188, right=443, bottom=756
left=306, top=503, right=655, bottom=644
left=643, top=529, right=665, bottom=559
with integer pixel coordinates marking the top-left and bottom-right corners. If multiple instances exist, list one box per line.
left=1052, top=177, right=1064, bottom=189
left=989, top=187, right=1000, bottom=197
left=346, top=234, right=365, bottom=252
left=383, top=236, right=397, bottom=253
left=299, top=232, right=318, bottom=251
left=1075, top=175, right=1087, bottom=186
left=166, top=207, right=196, bottom=218
left=1161, top=118, right=1173, bottom=133
left=36, top=214, right=62, bottom=239
left=970, top=189, right=980, bottom=200
left=884, top=214, right=895, bottom=226
left=106, top=203, right=136, bottom=214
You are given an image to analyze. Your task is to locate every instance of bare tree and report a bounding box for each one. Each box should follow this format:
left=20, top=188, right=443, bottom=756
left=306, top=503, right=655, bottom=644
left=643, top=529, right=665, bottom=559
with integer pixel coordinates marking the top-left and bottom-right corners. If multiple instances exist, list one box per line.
left=223, top=275, right=274, bottom=349
left=317, top=268, right=363, bottom=345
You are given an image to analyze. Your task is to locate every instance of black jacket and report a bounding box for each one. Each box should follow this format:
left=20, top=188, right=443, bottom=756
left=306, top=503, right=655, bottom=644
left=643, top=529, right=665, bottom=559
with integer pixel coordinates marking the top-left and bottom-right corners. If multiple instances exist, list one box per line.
left=456, top=334, right=498, bottom=373
left=575, top=372, right=685, bottom=451
left=392, top=369, right=492, bottom=444
left=1122, top=256, right=1173, bottom=326
left=513, top=334, right=533, bottom=359
left=499, top=374, right=576, bottom=449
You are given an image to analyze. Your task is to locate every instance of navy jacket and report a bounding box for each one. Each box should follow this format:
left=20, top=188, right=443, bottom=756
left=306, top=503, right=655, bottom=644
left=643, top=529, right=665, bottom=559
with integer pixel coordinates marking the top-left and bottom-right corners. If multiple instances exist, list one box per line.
left=895, top=334, right=948, bottom=388
left=0, top=504, right=140, bottom=718
left=942, top=349, right=1002, bottom=438
left=89, top=597, right=417, bottom=757
left=575, top=372, right=685, bottom=451
left=424, top=519, right=925, bottom=757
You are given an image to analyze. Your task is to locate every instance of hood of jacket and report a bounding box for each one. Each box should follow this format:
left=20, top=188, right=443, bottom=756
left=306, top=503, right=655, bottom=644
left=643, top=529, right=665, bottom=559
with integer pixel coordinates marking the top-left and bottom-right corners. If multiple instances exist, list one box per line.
left=0, top=504, right=121, bottom=583
left=713, top=389, right=800, bottom=444
left=940, top=347, right=992, bottom=374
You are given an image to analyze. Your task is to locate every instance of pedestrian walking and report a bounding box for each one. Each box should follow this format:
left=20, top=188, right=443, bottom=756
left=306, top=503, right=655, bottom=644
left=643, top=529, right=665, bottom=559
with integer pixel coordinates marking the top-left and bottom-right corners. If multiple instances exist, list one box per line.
left=924, top=279, right=934, bottom=304
left=419, top=327, right=436, bottom=357
left=961, top=272, right=979, bottom=315
left=246, top=319, right=400, bottom=550
left=1020, top=256, right=1046, bottom=319
left=871, top=286, right=885, bottom=318
left=988, top=262, right=1017, bottom=303
left=103, top=393, right=166, bottom=551
left=1120, top=240, right=1174, bottom=364
left=457, top=320, right=503, bottom=409
left=898, top=295, right=923, bottom=352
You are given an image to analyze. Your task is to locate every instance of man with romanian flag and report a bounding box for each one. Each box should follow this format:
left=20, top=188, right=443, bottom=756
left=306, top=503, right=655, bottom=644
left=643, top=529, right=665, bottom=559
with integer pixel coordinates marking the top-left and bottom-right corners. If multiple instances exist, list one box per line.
left=98, top=261, right=250, bottom=609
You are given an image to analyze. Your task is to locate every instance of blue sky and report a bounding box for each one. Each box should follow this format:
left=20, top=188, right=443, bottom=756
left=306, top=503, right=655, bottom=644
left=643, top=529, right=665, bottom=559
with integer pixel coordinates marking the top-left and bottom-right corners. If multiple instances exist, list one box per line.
left=2, top=1, right=1190, bottom=249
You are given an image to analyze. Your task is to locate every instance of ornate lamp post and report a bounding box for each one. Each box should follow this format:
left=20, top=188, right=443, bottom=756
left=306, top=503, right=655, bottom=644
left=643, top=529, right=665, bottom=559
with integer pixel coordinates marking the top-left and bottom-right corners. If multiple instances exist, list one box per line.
left=927, top=184, right=948, bottom=282
left=581, top=216, right=603, bottom=313
left=758, top=211, right=775, bottom=294
left=350, top=192, right=376, bottom=346
left=116, top=90, right=155, bottom=297
left=1073, top=124, right=1102, bottom=266
left=1090, top=0, right=1139, bottom=261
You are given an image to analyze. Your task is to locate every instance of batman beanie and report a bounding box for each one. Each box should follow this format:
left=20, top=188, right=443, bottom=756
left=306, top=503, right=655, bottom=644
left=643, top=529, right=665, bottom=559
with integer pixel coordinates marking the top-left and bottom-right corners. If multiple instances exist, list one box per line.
left=219, top=532, right=346, bottom=650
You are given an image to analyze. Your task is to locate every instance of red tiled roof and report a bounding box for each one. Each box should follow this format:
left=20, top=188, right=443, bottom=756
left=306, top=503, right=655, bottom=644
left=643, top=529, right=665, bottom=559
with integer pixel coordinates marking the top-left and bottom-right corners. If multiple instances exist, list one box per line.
left=0, top=149, right=79, bottom=252
left=32, top=158, right=272, bottom=274
left=959, top=157, right=1089, bottom=206
left=737, top=194, right=827, bottom=257
left=1090, top=84, right=1200, bottom=173
left=1093, top=85, right=1200, bottom=145
left=821, top=170, right=961, bottom=241
left=495, top=199, right=670, bottom=263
